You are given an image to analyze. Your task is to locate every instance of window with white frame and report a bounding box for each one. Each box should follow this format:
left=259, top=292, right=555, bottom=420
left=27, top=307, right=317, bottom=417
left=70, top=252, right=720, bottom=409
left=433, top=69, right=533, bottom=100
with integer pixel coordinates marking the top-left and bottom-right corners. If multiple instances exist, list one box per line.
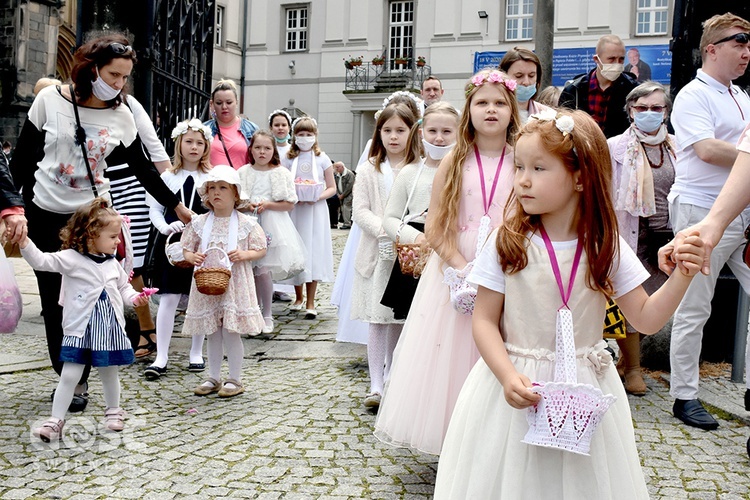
left=388, top=1, right=414, bottom=65
left=506, top=0, right=534, bottom=41
left=285, top=5, right=309, bottom=52
left=636, top=0, right=669, bottom=36
left=214, top=5, right=224, bottom=47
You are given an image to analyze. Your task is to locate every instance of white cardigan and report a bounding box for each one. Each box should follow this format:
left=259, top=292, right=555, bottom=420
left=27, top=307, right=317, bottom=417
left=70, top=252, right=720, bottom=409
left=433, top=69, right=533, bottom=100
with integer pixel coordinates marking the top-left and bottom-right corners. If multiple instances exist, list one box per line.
left=21, top=241, right=139, bottom=338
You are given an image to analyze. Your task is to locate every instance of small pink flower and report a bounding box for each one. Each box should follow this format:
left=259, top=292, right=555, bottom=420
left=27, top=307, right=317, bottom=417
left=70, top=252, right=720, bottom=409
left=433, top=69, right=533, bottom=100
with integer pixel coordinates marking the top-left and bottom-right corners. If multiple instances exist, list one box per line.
left=504, top=79, right=518, bottom=92
left=487, top=71, right=502, bottom=83
left=471, top=74, right=485, bottom=86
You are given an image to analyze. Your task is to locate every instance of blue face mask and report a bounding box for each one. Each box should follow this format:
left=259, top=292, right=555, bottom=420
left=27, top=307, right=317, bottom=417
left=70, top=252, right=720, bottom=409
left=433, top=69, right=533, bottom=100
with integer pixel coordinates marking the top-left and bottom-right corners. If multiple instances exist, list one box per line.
left=274, top=134, right=291, bottom=144
left=515, top=84, right=537, bottom=103
left=633, top=111, right=664, bottom=134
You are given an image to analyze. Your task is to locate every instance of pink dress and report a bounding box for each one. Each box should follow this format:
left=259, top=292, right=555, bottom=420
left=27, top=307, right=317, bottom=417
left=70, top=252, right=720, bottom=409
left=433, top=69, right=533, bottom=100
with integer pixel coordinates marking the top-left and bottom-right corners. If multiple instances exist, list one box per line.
left=374, top=149, right=514, bottom=455
left=181, top=212, right=267, bottom=336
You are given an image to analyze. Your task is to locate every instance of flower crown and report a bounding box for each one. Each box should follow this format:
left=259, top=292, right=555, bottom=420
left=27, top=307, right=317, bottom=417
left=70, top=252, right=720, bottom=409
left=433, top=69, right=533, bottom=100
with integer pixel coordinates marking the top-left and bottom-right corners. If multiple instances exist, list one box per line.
left=381, top=90, right=424, bottom=114
left=171, top=119, right=213, bottom=143
left=291, top=116, right=318, bottom=134
left=465, top=70, right=517, bottom=97
left=529, top=109, right=575, bottom=137
left=268, top=109, right=292, bottom=126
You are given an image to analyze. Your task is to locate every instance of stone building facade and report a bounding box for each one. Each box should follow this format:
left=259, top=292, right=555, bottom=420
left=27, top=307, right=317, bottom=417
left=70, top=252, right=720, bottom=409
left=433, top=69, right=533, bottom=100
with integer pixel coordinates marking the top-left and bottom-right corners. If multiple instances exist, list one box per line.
left=0, top=0, right=63, bottom=144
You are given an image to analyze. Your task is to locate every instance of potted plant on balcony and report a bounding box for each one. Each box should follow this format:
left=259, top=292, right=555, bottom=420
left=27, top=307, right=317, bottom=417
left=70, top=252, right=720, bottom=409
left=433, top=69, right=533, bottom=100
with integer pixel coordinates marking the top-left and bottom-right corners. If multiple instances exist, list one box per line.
left=371, top=56, right=385, bottom=66
left=416, top=56, right=426, bottom=67
left=344, top=55, right=363, bottom=69
left=394, top=56, right=409, bottom=65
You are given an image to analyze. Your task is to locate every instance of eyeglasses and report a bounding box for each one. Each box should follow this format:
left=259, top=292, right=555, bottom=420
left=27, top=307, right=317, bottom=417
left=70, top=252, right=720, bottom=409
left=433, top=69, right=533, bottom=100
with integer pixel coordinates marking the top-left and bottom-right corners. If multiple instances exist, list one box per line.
left=107, top=42, right=133, bottom=55
left=632, top=105, right=666, bottom=113
left=710, top=32, right=750, bottom=46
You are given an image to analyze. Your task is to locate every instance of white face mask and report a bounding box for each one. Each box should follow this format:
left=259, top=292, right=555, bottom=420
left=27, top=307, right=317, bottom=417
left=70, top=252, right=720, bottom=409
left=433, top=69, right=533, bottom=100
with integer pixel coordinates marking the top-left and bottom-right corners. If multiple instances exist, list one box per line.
left=295, top=135, right=316, bottom=151
left=91, top=67, right=122, bottom=101
left=596, top=56, right=624, bottom=82
left=422, top=138, right=455, bottom=161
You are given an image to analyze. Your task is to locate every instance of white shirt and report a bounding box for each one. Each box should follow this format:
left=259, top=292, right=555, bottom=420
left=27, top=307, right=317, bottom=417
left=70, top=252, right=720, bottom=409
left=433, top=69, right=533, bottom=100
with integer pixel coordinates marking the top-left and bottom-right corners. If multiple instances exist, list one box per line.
left=28, top=85, right=139, bottom=213
left=468, top=229, right=649, bottom=298
left=128, top=96, right=170, bottom=163
left=669, top=69, right=750, bottom=209
left=20, top=241, right=139, bottom=338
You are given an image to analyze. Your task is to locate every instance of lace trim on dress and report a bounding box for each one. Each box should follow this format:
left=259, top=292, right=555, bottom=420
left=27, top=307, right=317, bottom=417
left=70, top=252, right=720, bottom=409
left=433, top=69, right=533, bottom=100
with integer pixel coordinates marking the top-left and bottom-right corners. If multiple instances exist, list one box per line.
left=505, top=340, right=613, bottom=376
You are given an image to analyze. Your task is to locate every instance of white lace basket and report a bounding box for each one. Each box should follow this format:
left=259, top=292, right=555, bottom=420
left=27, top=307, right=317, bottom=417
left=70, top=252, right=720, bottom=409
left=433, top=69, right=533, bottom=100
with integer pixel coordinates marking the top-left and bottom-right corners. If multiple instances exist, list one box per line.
left=522, top=307, right=616, bottom=455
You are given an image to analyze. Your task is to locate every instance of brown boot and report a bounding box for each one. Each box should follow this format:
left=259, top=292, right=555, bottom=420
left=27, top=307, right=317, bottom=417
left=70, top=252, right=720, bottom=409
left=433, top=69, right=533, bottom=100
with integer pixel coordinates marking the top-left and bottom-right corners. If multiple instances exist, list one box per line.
left=616, top=332, right=647, bottom=396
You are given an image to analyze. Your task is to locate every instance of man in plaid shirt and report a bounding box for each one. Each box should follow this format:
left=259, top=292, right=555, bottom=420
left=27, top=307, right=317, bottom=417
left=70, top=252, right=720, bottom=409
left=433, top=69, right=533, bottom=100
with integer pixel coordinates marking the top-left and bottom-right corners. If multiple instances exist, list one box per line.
left=559, top=35, right=638, bottom=138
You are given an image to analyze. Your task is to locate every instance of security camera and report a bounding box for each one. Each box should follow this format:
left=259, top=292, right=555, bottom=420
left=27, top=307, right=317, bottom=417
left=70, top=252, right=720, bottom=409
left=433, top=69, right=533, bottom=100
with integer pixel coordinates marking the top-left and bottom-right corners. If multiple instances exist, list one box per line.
left=288, top=60, right=296, bottom=68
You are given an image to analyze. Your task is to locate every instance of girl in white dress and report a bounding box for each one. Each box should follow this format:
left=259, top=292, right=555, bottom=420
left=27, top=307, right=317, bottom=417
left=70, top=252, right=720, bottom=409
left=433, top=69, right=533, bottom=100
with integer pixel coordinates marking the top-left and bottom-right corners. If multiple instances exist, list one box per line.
left=434, top=110, right=706, bottom=499
left=374, top=70, right=521, bottom=455
left=269, top=109, right=296, bottom=303
left=350, top=103, right=419, bottom=408
left=182, top=165, right=267, bottom=398
left=281, top=117, right=336, bottom=318
left=143, top=119, right=213, bottom=380
left=239, top=130, right=305, bottom=333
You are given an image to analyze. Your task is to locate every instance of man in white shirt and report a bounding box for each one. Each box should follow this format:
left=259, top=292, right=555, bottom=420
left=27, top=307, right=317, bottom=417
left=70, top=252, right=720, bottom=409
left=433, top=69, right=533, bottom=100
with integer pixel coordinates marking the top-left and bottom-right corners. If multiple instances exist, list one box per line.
left=667, top=12, right=750, bottom=431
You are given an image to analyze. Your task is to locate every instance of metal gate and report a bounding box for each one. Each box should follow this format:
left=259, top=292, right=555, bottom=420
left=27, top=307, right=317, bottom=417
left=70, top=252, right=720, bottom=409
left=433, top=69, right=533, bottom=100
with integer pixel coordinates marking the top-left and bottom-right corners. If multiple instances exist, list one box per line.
left=146, top=0, right=215, bottom=153
left=77, top=0, right=215, bottom=155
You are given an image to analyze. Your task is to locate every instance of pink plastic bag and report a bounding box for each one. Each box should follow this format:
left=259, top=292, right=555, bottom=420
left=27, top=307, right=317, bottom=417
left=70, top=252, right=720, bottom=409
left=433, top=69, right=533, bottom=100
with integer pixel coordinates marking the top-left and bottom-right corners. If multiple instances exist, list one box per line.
left=0, top=244, right=22, bottom=333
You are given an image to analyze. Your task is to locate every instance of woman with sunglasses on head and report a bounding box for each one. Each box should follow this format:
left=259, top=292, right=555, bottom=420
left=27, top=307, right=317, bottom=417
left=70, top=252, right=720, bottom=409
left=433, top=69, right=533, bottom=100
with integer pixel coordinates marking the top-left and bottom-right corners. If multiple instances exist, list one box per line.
left=9, top=33, right=189, bottom=413
left=608, top=81, right=676, bottom=396
left=204, top=79, right=259, bottom=169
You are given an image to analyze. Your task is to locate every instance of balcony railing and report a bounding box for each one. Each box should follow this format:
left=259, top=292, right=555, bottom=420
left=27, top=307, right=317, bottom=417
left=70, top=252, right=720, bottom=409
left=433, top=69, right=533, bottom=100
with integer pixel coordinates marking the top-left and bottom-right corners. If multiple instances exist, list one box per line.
left=344, top=59, right=432, bottom=92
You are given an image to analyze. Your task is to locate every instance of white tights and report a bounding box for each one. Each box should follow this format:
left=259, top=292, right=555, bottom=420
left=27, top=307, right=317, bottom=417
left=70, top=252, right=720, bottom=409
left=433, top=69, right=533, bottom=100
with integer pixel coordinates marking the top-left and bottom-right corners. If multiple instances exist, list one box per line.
left=254, top=272, right=274, bottom=319
left=367, top=323, right=403, bottom=395
left=51, top=363, right=120, bottom=420
left=153, top=293, right=204, bottom=368
left=206, top=327, right=244, bottom=383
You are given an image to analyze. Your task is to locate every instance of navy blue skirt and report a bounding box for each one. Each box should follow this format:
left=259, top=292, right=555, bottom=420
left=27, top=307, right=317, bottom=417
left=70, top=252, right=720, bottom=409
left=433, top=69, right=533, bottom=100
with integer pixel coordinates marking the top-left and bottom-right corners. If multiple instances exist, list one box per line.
left=60, top=290, right=135, bottom=367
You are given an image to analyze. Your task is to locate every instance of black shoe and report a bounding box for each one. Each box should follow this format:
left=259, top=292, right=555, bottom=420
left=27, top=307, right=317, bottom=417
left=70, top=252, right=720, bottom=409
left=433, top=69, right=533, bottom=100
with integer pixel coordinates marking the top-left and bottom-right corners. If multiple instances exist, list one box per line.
left=745, top=389, right=750, bottom=411
left=51, top=384, right=89, bottom=413
left=673, top=399, right=719, bottom=430
left=144, top=365, right=168, bottom=380
left=747, top=436, right=750, bottom=459
left=187, top=361, right=206, bottom=373
left=340, top=225, right=351, bottom=230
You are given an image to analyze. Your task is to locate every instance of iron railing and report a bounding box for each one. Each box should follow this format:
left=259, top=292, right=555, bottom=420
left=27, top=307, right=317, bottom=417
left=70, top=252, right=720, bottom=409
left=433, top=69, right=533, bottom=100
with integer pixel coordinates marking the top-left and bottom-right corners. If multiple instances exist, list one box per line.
left=344, top=58, right=432, bottom=92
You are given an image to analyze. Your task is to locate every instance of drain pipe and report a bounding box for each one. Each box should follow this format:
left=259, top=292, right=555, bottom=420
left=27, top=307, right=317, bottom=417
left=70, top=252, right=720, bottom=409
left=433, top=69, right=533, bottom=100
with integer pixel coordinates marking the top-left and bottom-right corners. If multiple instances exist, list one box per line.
left=239, top=0, right=248, bottom=112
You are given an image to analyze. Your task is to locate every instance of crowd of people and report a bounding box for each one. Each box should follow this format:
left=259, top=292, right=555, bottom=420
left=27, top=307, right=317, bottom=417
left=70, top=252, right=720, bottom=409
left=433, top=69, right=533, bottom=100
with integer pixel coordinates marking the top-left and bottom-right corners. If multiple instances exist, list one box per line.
left=0, top=11, right=749, bottom=496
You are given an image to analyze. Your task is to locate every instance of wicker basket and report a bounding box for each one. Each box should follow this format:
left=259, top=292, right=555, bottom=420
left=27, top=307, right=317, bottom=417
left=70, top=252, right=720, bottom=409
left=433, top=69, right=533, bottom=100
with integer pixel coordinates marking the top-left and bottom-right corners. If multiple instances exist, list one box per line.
left=396, top=238, right=432, bottom=278
left=194, top=247, right=232, bottom=295
left=165, top=232, right=193, bottom=268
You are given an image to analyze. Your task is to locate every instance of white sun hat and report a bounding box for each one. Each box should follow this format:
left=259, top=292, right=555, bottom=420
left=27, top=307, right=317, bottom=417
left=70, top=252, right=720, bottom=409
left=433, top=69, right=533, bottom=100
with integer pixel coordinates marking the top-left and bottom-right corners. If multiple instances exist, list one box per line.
left=197, top=164, right=249, bottom=203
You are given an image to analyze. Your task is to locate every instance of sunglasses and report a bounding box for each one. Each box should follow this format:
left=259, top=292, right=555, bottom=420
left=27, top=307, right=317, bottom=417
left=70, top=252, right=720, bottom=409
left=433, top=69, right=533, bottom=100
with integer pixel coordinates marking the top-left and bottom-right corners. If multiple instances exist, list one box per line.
left=632, top=105, right=666, bottom=113
left=711, top=32, right=750, bottom=46
left=107, top=42, right=133, bottom=55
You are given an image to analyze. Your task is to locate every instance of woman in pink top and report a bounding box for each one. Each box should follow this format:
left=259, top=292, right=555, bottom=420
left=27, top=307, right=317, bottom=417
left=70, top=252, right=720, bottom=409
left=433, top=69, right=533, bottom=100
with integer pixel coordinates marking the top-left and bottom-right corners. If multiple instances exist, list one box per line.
left=203, top=79, right=259, bottom=169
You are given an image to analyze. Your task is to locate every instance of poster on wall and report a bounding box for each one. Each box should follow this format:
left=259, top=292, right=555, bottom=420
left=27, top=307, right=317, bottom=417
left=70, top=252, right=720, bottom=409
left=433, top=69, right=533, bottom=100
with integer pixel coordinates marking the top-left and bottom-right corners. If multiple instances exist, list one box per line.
left=474, top=44, right=671, bottom=87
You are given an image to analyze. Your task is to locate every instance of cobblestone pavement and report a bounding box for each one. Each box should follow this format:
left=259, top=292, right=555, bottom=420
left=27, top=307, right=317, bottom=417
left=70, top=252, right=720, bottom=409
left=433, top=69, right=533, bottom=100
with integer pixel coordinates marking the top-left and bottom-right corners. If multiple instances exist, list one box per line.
left=1, top=228, right=749, bottom=499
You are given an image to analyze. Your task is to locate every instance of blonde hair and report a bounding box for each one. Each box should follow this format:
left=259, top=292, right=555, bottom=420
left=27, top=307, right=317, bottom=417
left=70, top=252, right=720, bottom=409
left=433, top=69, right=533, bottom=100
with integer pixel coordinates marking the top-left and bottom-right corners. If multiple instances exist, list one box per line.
left=404, top=102, right=460, bottom=164
left=426, top=69, right=522, bottom=257
left=34, top=77, right=62, bottom=95
left=287, top=117, right=322, bottom=159
left=211, top=79, right=239, bottom=100
left=171, top=126, right=212, bottom=174
left=595, top=35, right=624, bottom=55
left=60, top=198, right=121, bottom=254
left=700, top=13, right=750, bottom=59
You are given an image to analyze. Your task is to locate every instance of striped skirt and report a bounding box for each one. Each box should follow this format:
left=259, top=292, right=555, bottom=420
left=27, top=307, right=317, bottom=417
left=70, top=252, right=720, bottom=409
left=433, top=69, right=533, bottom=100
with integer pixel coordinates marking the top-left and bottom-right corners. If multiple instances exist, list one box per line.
left=60, top=290, right=135, bottom=367
left=107, top=164, right=151, bottom=269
